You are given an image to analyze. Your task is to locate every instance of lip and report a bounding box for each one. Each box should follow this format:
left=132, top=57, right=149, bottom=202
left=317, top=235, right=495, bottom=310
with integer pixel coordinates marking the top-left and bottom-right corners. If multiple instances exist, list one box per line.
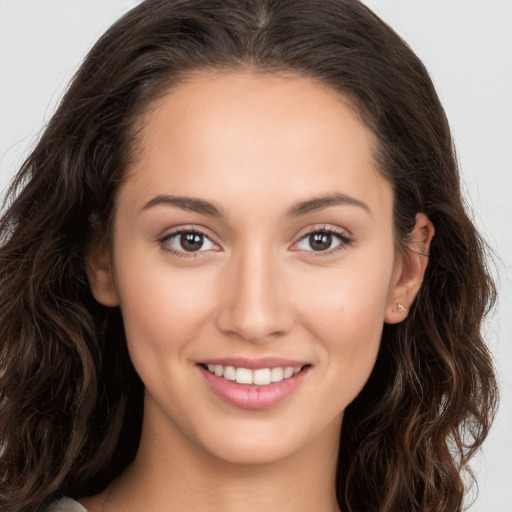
left=198, top=362, right=310, bottom=410
left=199, top=356, right=309, bottom=370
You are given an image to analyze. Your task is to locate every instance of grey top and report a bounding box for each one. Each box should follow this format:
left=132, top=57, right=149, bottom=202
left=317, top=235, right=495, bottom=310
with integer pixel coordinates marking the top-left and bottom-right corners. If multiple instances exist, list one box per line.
left=47, top=497, right=87, bottom=512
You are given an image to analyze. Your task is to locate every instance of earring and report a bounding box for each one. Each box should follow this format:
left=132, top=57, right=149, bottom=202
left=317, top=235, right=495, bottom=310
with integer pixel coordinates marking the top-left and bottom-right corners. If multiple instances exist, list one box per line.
left=397, top=303, right=406, bottom=312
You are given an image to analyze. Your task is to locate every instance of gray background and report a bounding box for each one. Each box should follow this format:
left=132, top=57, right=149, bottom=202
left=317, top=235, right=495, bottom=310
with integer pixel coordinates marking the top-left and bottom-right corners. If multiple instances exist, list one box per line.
left=1, top=1, right=510, bottom=510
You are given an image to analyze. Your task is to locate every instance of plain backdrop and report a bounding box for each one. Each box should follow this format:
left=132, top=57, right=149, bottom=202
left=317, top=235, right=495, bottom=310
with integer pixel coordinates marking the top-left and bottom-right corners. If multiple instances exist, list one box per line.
left=0, top=1, right=511, bottom=511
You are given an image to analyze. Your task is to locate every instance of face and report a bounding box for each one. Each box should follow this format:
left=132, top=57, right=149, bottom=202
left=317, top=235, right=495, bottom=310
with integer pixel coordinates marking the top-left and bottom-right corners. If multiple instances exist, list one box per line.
left=88, top=71, right=427, bottom=466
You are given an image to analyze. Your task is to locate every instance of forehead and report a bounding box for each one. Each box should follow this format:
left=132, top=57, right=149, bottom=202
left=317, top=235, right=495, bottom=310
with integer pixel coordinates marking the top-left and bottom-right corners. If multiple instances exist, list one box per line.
left=136, top=70, right=373, bottom=165
left=120, top=70, right=391, bottom=222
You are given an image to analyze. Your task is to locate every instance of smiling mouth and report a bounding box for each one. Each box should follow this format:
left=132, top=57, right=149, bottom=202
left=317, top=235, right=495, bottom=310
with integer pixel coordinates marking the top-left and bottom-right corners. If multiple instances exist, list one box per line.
left=198, top=361, right=311, bottom=409
left=199, top=364, right=309, bottom=386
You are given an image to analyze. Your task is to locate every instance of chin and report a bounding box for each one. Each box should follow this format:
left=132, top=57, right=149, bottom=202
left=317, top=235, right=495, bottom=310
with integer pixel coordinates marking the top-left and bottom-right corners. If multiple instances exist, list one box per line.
left=194, top=416, right=338, bottom=467
left=205, top=436, right=298, bottom=466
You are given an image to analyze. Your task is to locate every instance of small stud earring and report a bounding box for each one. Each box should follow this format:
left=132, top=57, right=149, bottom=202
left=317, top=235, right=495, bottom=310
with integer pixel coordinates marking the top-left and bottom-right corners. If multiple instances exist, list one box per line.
left=397, top=303, right=406, bottom=312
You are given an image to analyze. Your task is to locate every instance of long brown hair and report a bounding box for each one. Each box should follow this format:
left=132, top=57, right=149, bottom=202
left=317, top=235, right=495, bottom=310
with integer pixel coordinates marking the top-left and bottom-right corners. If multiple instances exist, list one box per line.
left=0, top=1, right=498, bottom=511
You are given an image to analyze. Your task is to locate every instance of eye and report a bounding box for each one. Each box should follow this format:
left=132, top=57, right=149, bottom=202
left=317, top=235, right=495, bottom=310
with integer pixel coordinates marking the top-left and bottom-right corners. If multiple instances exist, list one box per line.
left=161, top=229, right=219, bottom=256
left=294, top=227, right=352, bottom=254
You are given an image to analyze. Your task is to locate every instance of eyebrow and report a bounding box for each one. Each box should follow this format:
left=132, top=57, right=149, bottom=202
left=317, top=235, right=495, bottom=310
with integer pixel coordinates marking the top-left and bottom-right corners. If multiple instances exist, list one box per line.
left=285, top=193, right=371, bottom=217
left=141, top=192, right=370, bottom=217
left=142, top=195, right=224, bottom=217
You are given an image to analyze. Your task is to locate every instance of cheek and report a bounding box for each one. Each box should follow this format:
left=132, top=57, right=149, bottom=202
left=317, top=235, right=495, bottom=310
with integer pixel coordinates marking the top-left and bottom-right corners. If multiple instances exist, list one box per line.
left=292, top=252, right=394, bottom=398
left=295, top=253, right=393, bottom=338
left=114, top=256, right=218, bottom=365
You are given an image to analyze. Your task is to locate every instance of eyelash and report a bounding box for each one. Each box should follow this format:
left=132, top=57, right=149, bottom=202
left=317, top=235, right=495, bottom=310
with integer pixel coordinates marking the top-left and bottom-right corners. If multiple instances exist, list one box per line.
left=159, top=227, right=216, bottom=259
left=294, top=225, right=353, bottom=258
left=159, top=225, right=353, bottom=259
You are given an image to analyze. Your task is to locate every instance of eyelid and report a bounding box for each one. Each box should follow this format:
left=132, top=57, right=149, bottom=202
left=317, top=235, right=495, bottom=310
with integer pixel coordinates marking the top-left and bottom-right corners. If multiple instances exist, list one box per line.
left=158, top=224, right=353, bottom=259
left=290, top=224, right=353, bottom=256
left=158, top=225, right=221, bottom=257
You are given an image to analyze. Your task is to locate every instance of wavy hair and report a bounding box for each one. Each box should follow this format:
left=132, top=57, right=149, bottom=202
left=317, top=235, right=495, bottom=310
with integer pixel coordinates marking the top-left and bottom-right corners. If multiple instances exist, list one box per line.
left=0, top=1, right=497, bottom=511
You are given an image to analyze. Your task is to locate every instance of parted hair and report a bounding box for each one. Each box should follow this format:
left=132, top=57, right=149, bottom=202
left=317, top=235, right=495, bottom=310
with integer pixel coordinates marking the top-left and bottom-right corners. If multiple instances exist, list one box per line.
left=0, top=1, right=498, bottom=511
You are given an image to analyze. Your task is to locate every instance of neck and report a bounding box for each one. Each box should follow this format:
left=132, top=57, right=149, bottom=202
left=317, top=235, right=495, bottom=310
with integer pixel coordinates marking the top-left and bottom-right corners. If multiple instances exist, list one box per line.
left=104, top=399, right=342, bottom=512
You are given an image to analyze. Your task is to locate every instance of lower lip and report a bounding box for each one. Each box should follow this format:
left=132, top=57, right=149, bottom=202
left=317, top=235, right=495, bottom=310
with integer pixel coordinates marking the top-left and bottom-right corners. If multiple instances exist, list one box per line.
left=199, top=366, right=310, bottom=410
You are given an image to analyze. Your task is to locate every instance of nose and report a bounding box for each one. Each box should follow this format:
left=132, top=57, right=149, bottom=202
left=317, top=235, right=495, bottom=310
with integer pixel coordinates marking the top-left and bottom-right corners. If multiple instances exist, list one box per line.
left=215, top=245, right=294, bottom=344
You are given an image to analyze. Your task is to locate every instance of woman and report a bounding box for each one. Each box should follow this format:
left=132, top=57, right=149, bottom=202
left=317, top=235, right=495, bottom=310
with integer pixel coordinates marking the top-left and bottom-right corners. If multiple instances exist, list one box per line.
left=0, top=1, right=498, bottom=511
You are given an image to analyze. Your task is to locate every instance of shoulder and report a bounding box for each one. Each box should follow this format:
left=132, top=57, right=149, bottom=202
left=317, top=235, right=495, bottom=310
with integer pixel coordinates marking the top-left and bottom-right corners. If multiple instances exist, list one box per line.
left=46, top=497, right=88, bottom=512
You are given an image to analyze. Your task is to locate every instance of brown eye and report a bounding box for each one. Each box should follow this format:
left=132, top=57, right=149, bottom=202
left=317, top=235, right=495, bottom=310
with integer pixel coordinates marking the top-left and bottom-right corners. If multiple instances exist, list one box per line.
left=163, top=230, right=218, bottom=255
left=295, top=228, right=351, bottom=255
left=308, top=232, right=333, bottom=251
left=180, top=232, right=204, bottom=252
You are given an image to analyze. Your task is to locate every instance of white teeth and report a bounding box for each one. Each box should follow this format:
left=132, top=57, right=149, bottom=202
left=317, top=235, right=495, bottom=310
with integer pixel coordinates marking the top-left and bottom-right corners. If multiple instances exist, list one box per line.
left=253, top=368, right=271, bottom=386
left=235, top=367, right=253, bottom=384
left=205, top=364, right=305, bottom=386
left=270, top=367, right=284, bottom=382
left=223, top=366, right=236, bottom=381
left=283, top=367, right=294, bottom=379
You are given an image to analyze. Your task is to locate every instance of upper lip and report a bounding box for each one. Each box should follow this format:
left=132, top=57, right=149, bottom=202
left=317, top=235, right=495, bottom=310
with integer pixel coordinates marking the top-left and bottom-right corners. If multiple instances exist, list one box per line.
left=198, top=356, right=310, bottom=370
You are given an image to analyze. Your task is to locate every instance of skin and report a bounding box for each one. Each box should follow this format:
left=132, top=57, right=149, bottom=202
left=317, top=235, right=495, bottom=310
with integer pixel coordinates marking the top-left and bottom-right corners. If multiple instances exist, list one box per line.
left=84, top=71, right=433, bottom=512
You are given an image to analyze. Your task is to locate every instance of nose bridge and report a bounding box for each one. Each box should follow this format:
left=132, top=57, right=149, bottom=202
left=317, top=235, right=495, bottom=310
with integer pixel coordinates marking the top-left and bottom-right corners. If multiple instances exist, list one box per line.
left=216, top=239, right=292, bottom=343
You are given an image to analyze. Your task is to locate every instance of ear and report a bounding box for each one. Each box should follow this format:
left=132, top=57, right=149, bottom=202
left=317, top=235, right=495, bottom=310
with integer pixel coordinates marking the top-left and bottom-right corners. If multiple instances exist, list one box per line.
left=385, top=213, right=434, bottom=324
left=85, top=241, right=119, bottom=307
